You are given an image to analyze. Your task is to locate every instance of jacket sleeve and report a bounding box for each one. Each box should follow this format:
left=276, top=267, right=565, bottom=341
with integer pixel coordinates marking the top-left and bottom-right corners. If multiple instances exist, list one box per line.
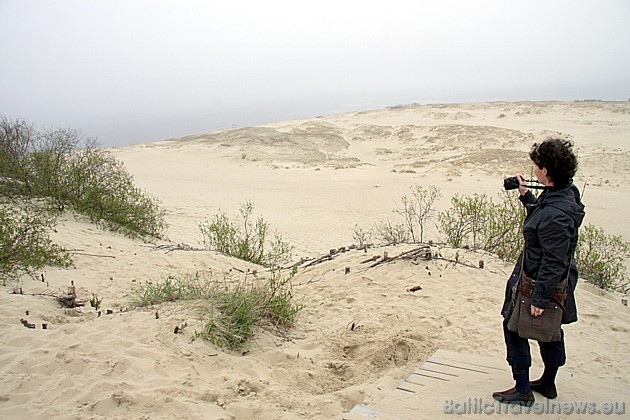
left=519, top=191, right=537, bottom=216
left=531, top=209, right=573, bottom=308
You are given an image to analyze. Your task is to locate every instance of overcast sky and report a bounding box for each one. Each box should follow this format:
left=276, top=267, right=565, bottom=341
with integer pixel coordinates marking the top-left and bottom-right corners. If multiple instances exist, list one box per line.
left=1, top=1, right=629, bottom=147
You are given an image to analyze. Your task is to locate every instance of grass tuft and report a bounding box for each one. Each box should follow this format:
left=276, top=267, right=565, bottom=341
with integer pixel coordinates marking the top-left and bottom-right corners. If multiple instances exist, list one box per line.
left=132, top=268, right=302, bottom=350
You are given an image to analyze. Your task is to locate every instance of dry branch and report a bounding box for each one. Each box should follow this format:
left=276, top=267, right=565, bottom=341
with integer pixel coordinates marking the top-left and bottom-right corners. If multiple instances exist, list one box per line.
left=299, top=246, right=353, bottom=269
left=151, top=243, right=204, bottom=253
left=71, top=252, right=116, bottom=259
left=365, top=245, right=432, bottom=268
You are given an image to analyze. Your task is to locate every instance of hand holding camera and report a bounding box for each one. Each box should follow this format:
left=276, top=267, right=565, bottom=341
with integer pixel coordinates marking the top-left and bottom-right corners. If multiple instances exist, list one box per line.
left=503, top=175, right=544, bottom=191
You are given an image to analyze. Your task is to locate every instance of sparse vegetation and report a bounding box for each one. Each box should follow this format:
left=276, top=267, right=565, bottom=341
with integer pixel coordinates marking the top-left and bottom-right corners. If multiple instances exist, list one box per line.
left=0, top=115, right=166, bottom=284
left=395, top=184, right=442, bottom=243
left=0, top=204, right=72, bottom=285
left=438, top=193, right=492, bottom=249
left=437, top=191, right=628, bottom=292
left=356, top=185, right=442, bottom=246
left=0, top=116, right=167, bottom=240
left=373, top=219, right=409, bottom=245
left=352, top=224, right=372, bottom=248
left=478, top=191, right=526, bottom=261
left=199, top=201, right=292, bottom=268
left=438, top=191, right=525, bottom=261
left=131, top=272, right=212, bottom=307
left=89, top=294, right=102, bottom=311
left=575, top=224, right=630, bottom=292
left=132, top=269, right=302, bottom=350
left=354, top=183, right=628, bottom=292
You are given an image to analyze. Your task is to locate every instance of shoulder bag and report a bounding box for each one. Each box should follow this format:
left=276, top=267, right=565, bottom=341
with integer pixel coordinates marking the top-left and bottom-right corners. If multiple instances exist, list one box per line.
left=506, top=256, right=568, bottom=342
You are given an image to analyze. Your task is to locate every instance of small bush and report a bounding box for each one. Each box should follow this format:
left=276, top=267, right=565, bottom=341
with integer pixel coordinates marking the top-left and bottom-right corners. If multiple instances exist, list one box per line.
left=0, top=204, right=72, bottom=285
left=89, top=294, right=102, bottom=311
left=373, top=219, right=409, bottom=245
left=438, top=191, right=525, bottom=261
left=0, top=116, right=167, bottom=240
left=352, top=224, right=372, bottom=248
left=132, top=269, right=302, bottom=350
left=438, top=193, right=492, bottom=249
left=395, top=184, right=441, bottom=243
left=199, top=201, right=292, bottom=267
left=68, top=147, right=167, bottom=239
left=437, top=190, right=629, bottom=292
left=478, top=191, right=526, bottom=261
left=131, top=272, right=212, bottom=307
left=575, top=224, right=630, bottom=291
left=194, top=268, right=302, bottom=349
left=0, top=118, right=37, bottom=197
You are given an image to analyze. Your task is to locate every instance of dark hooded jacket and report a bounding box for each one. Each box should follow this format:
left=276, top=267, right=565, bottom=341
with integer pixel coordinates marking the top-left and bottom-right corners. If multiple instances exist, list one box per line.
left=501, top=183, right=585, bottom=324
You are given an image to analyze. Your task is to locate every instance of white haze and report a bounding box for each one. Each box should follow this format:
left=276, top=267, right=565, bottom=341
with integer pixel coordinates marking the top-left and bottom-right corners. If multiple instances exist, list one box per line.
left=1, top=0, right=629, bottom=146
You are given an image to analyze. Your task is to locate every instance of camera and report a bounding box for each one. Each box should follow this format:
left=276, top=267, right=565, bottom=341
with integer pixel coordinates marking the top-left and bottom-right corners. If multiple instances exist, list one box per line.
left=503, top=177, right=543, bottom=190
left=503, top=176, right=521, bottom=190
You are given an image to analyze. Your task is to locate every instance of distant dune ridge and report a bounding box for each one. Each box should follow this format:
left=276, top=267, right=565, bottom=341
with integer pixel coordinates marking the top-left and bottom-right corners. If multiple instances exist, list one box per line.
left=1, top=101, right=629, bottom=419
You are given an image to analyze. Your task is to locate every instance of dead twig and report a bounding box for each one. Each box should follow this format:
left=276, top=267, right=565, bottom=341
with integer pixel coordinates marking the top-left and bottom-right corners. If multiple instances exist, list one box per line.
left=433, top=256, right=479, bottom=269
left=151, top=243, right=204, bottom=253
left=366, top=245, right=432, bottom=268
left=300, top=247, right=350, bottom=269
left=71, top=252, right=116, bottom=259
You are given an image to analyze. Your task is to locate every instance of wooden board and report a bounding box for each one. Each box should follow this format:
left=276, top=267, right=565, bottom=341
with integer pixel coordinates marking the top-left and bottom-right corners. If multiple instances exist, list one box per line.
left=345, top=349, right=629, bottom=419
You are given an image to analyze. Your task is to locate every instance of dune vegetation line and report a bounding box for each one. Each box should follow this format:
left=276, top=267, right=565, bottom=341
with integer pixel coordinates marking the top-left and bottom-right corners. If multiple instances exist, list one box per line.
left=2, top=117, right=628, bottom=349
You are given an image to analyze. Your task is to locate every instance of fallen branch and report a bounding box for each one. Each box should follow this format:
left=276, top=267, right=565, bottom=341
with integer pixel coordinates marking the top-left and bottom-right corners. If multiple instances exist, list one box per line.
left=284, top=257, right=316, bottom=270
left=299, top=246, right=354, bottom=269
left=151, top=243, right=204, bottom=253
left=433, top=256, right=480, bottom=270
left=366, top=245, right=432, bottom=269
left=71, top=252, right=116, bottom=259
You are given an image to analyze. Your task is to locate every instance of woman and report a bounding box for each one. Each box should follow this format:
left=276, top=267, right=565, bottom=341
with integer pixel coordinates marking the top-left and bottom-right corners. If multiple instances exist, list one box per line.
left=493, top=138, right=585, bottom=405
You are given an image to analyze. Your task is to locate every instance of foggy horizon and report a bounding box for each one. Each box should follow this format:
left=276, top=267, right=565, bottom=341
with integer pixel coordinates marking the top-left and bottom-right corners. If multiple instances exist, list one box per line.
left=1, top=0, right=629, bottom=147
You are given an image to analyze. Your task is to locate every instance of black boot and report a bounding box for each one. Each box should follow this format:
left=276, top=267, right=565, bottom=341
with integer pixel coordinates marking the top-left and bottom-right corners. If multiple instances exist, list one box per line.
left=530, top=379, right=558, bottom=399
left=492, top=387, right=535, bottom=406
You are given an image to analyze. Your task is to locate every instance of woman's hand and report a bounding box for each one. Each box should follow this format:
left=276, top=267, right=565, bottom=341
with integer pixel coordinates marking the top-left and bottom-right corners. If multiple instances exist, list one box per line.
left=516, top=173, right=528, bottom=195
left=530, top=305, right=545, bottom=317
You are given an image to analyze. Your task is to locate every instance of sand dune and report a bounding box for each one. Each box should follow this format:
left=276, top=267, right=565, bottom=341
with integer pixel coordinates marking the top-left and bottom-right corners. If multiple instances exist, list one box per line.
left=1, top=101, right=629, bottom=419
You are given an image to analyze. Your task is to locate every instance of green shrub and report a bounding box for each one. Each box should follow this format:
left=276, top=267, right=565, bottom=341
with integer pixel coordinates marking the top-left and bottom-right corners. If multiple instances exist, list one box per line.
left=438, top=193, right=492, bottom=248
left=575, top=224, right=630, bottom=291
left=132, top=268, right=302, bottom=350
left=193, top=268, right=302, bottom=349
left=69, top=147, right=167, bottom=239
left=0, top=117, right=37, bottom=197
left=438, top=190, right=629, bottom=292
left=0, top=116, right=167, bottom=240
left=199, top=201, right=292, bottom=267
left=478, top=191, right=526, bottom=261
left=131, top=272, right=213, bottom=307
left=438, top=191, right=525, bottom=261
left=0, top=204, right=72, bottom=285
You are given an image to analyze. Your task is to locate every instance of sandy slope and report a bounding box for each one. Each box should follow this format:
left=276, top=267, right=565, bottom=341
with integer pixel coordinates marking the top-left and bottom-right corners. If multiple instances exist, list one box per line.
left=1, top=101, right=629, bottom=419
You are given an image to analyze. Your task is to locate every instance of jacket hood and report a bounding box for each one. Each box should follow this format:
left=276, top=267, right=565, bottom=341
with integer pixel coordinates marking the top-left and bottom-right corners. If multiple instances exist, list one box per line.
left=539, top=183, right=586, bottom=228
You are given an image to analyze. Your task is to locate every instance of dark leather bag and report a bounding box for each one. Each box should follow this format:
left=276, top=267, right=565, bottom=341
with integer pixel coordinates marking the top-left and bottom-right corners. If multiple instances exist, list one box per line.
left=507, top=267, right=567, bottom=342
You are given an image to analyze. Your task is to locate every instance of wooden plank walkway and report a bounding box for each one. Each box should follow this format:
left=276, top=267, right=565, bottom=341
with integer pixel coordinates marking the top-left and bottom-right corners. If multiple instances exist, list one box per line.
left=345, top=349, right=628, bottom=419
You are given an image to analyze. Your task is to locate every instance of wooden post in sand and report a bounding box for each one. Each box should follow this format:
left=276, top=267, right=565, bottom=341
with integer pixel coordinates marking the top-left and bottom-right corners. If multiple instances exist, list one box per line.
left=57, top=281, right=82, bottom=308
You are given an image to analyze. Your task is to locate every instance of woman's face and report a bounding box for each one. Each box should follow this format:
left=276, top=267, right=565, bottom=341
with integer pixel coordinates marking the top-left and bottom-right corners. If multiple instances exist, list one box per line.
left=534, top=163, right=551, bottom=186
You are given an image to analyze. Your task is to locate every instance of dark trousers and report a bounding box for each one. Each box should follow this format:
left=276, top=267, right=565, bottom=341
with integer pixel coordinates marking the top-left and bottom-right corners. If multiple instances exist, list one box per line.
left=502, top=321, right=566, bottom=380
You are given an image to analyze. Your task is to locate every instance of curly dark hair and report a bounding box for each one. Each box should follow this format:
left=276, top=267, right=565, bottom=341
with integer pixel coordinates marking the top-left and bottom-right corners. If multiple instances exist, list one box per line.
left=529, top=138, right=578, bottom=186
